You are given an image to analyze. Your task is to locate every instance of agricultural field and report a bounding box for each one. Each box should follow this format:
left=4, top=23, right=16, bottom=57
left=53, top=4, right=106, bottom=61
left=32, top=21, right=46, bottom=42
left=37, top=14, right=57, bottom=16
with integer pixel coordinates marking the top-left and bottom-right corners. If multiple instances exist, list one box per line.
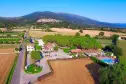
left=35, top=58, right=100, bottom=84
left=0, top=48, right=16, bottom=84
left=0, top=38, right=21, bottom=44
left=118, top=40, right=126, bottom=73
left=51, top=28, right=126, bottom=37
left=0, top=44, right=18, bottom=48
left=29, top=28, right=126, bottom=38
left=97, top=39, right=112, bottom=46
left=11, top=28, right=28, bottom=32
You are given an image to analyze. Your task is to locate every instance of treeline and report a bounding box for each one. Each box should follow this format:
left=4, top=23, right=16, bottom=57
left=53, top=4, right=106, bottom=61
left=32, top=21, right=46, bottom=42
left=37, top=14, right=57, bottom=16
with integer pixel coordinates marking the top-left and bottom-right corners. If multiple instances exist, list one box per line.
left=43, top=35, right=102, bottom=49
left=0, top=38, right=21, bottom=44
left=35, top=21, right=92, bottom=29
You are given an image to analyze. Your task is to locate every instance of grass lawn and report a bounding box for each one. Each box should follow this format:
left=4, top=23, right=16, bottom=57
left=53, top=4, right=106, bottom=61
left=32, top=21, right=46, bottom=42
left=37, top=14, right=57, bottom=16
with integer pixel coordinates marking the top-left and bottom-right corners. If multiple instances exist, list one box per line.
left=63, top=48, right=70, bottom=53
left=97, top=39, right=112, bottom=46
left=31, top=51, right=42, bottom=60
left=118, top=40, right=126, bottom=74
left=25, top=64, right=42, bottom=74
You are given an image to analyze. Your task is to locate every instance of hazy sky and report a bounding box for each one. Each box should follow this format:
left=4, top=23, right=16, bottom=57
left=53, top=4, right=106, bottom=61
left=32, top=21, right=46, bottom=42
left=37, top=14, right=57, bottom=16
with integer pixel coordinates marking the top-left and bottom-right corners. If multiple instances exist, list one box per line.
left=0, top=0, right=126, bottom=23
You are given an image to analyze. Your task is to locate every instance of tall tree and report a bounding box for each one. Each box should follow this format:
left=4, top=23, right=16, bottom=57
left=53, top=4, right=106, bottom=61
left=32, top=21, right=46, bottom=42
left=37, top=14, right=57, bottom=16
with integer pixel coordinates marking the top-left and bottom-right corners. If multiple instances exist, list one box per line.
left=99, top=64, right=125, bottom=84
left=99, top=32, right=104, bottom=36
left=112, top=34, right=119, bottom=45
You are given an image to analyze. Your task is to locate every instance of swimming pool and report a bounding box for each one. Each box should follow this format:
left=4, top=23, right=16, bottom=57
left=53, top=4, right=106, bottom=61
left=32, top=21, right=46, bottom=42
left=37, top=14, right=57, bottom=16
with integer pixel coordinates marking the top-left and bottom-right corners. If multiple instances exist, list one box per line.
left=101, top=58, right=114, bottom=64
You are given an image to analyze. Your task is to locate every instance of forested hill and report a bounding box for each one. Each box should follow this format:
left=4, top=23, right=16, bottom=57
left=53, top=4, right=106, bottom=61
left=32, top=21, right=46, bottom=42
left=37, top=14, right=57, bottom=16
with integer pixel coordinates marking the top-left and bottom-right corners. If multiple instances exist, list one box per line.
left=0, top=11, right=126, bottom=28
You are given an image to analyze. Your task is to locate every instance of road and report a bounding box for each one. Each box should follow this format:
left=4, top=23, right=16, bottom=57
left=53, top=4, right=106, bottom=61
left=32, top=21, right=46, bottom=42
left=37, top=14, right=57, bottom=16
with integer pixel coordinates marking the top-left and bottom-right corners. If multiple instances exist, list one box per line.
left=10, top=44, right=25, bottom=84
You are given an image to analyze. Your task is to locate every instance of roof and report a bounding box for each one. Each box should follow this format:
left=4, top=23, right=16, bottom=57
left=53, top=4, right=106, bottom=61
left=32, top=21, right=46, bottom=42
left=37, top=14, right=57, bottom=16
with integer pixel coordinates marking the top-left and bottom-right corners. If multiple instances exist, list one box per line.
left=70, top=49, right=102, bottom=53
left=44, top=42, right=55, bottom=50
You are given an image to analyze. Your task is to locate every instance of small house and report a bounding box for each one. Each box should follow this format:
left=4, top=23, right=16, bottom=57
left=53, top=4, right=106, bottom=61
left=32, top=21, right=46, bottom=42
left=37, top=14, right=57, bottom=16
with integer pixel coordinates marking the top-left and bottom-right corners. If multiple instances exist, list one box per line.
left=43, top=43, right=55, bottom=53
left=27, top=43, right=35, bottom=52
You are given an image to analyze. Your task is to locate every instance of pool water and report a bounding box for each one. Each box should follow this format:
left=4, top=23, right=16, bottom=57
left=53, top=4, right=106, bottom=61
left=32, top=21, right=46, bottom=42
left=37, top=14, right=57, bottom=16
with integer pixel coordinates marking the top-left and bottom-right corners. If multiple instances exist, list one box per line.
left=101, top=58, right=114, bottom=64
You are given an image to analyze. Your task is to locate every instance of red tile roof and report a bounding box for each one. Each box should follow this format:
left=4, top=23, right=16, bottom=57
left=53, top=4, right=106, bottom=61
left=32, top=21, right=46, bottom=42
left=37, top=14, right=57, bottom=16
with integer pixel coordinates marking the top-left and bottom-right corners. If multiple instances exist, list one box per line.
left=44, top=43, right=55, bottom=50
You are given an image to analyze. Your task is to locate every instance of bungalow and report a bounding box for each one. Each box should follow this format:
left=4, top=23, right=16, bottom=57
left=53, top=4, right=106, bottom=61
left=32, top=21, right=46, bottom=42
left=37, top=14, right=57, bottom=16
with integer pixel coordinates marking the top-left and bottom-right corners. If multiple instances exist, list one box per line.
left=43, top=43, right=55, bottom=53
left=27, top=43, right=35, bottom=52
left=70, top=49, right=104, bottom=57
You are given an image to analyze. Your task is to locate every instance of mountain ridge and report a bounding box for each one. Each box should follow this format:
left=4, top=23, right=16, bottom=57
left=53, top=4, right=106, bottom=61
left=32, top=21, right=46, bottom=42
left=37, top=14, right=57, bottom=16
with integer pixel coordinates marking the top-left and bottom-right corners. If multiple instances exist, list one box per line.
left=0, top=11, right=126, bottom=28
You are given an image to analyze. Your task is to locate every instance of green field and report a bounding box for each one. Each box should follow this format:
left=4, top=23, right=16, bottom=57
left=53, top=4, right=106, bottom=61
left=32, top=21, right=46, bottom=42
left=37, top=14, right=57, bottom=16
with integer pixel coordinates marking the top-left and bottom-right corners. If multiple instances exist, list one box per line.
left=118, top=40, right=126, bottom=72
left=97, top=39, right=112, bottom=46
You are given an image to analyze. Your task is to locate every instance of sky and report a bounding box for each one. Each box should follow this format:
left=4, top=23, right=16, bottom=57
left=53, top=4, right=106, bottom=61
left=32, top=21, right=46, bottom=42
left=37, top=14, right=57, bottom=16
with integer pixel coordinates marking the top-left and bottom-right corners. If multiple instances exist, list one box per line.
left=0, top=0, right=126, bottom=23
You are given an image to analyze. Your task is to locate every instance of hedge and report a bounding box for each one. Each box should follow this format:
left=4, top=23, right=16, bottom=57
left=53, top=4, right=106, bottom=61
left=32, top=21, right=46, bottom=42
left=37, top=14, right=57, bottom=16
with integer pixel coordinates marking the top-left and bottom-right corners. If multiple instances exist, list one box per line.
left=90, top=56, right=108, bottom=67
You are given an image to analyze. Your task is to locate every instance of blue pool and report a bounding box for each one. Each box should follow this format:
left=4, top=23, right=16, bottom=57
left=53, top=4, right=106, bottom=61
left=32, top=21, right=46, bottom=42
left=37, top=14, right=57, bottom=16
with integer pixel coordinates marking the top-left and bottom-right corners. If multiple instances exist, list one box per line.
left=101, top=58, right=114, bottom=64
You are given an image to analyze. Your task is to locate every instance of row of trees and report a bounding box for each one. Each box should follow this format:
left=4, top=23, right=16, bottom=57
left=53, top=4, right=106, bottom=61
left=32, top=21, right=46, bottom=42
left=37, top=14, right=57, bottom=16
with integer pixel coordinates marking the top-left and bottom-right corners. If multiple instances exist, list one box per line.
left=43, top=35, right=102, bottom=49
left=99, top=64, right=125, bottom=84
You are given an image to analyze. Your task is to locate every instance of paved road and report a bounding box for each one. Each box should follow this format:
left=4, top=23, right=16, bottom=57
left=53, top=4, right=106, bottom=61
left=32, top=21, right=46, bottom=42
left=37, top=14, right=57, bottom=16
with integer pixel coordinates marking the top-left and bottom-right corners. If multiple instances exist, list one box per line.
left=10, top=44, right=25, bottom=84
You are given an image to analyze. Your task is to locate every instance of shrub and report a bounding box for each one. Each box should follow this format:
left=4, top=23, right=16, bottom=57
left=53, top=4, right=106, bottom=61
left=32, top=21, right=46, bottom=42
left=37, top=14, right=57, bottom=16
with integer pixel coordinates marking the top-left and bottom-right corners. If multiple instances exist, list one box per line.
left=79, top=29, right=83, bottom=33
left=54, top=46, right=58, bottom=51
left=75, top=32, right=80, bottom=36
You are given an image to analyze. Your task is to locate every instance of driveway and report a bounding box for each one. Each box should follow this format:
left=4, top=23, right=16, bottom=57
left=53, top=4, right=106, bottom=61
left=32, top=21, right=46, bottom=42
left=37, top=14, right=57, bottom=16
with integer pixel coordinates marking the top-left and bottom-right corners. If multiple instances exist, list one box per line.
left=44, top=49, right=71, bottom=60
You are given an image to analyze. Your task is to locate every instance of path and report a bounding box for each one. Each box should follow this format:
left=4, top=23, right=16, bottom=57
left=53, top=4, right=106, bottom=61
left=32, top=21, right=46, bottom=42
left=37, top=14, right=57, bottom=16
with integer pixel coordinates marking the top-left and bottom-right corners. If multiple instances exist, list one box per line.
left=10, top=44, right=25, bottom=84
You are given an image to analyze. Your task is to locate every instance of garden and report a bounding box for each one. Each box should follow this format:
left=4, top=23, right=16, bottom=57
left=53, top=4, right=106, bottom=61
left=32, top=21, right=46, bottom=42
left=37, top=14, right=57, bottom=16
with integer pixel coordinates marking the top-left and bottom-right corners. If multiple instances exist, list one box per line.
left=25, top=64, right=42, bottom=74
left=25, top=51, right=43, bottom=74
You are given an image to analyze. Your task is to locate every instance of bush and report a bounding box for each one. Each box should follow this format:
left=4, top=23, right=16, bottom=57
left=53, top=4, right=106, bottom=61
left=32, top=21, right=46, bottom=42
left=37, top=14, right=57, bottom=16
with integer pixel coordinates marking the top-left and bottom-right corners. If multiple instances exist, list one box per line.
left=85, top=34, right=90, bottom=38
left=79, top=29, right=83, bottom=33
left=15, top=48, right=19, bottom=51
left=99, top=32, right=104, bottom=36
left=54, top=46, right=58, bottom=51
left=75, top=32, right=80, bottom=36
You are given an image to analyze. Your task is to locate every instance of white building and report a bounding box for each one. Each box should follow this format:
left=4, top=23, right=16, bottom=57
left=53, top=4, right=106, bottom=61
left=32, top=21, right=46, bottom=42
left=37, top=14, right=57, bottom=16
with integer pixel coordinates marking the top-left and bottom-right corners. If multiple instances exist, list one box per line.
left=37, top=39, right=44, bottom=48
left=27, top=43, right=35, bottom=52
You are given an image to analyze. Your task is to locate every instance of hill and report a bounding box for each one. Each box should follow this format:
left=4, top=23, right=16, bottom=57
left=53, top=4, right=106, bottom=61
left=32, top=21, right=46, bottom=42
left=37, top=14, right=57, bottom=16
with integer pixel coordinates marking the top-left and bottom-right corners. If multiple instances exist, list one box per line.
left=0, top=11, right=126, bottom=28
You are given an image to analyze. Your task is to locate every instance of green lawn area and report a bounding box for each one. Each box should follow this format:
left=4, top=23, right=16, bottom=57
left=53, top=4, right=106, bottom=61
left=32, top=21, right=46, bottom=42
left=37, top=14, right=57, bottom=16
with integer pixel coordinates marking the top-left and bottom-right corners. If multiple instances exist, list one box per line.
left=97, top=39, right=112, bottom=46
left=31, top=51, right=42, bottom=60
left=25, top=64, right=42, bottom=74
left=118, top=40, right=126, bottom=73
left=63, top=48, right=70, bottom=53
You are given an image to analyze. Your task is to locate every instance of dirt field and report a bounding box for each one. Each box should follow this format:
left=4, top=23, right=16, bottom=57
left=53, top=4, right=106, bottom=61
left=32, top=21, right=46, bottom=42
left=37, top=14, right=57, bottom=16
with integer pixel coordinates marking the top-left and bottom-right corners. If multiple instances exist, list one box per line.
left=29, top=28, right=126, bottom=38
left=29, top=31, right=57, bottom=38
left=0, top=48, right=14, bottom=53
left=51, top=28, right=126, bottom=37
left=0, top=44, right=18, bottom=49
left=0, top=48, right=16, bottom=84
left=35, top=58, right=100, bottom=84
left=12, top=28, right=28, bottom=32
